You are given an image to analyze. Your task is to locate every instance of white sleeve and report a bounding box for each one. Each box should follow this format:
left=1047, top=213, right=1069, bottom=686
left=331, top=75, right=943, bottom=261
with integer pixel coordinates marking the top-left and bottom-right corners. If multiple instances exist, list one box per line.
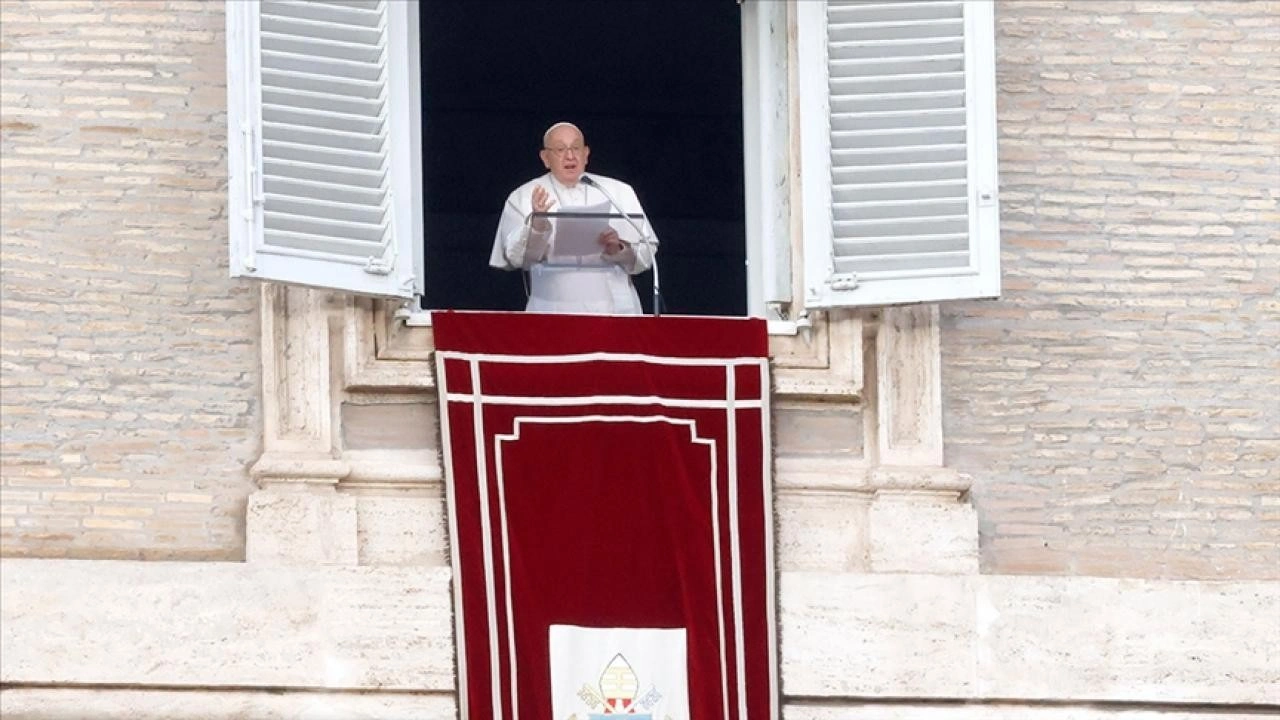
left=490, top=186, right=551, bottom=271
left=612, top=183, right=657, bottom=276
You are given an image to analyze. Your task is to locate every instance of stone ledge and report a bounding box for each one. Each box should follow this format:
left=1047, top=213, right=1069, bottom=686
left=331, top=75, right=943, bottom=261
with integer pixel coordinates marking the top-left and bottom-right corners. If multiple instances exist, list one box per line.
left=0, top=688, right=456, bottom=720
left=2, top=690, right=1268, bottom=720
left=0, top=560, right=456, bottom=692
left=2, top=560, right=1275, bottom=705
left=781, top=573, right=1279, bottom=704
left=249, top=453, right=350, bottom=486
left=783, top=704, right=1274, bottom=720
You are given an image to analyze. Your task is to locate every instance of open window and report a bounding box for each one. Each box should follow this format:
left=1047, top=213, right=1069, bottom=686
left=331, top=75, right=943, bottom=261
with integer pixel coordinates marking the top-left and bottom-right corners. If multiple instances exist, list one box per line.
left=227, top=0, right=999, bottom=314
left=415, top=0, right=751, bottom=317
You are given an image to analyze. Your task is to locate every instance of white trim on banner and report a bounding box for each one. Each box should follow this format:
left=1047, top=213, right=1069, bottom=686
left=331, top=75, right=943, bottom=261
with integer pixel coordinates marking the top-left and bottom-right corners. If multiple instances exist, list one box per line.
left=444, top=393, right=763, bottom=410
left=436, top=350, right=766, bottom=367
left=494, top=415, right=728, bottom=717
left=725, top=367, right=748, bottom=720
left=761, top=361, right=779, bottom=717
left=468, top=359, right=505, bottom=720
left=435, top=353, right=470, bottom=720
left=437, top=350, right=773, bottom=719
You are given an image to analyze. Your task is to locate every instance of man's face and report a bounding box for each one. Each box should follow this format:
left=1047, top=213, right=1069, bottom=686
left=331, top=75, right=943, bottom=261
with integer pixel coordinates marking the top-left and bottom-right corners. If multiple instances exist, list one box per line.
left=540, top=126, right=590, bottom=185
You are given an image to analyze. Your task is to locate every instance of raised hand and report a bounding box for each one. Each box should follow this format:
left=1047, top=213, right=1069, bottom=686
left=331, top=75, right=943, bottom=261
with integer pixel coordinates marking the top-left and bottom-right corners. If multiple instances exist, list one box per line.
left=532, top=185, right=557, bottom=213
left=530, top=185, right=556, bottom=232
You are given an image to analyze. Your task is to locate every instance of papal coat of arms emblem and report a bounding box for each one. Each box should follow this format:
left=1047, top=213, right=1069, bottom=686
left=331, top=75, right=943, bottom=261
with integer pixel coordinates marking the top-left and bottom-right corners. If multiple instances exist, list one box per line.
left=565, top=653, right=670, bottom=720
left=549, top=626, right=688, bottom=720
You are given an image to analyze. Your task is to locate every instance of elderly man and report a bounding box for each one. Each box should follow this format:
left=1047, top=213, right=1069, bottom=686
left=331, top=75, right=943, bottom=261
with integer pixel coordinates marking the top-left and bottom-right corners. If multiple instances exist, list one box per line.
left=490, top=122, right=658, bottom=314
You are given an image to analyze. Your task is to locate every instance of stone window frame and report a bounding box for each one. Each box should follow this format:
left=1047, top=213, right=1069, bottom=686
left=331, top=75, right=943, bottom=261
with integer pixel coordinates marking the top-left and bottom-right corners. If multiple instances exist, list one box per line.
left=240, top=1, right=983, bottom=573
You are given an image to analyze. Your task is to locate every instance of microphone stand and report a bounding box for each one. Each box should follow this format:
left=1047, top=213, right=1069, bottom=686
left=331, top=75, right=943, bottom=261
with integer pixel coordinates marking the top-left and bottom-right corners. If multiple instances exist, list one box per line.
left=580, top=175, right=661, bottom=317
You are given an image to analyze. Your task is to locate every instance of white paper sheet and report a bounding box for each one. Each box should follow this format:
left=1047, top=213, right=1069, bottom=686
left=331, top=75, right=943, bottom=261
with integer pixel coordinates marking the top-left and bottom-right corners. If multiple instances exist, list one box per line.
left=546, top=201, right=614, bottom=259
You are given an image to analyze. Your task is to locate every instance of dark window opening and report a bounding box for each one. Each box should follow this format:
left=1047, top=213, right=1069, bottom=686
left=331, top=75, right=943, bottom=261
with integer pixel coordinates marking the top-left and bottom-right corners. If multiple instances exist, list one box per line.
left=419, top=0, right=746, bottom=316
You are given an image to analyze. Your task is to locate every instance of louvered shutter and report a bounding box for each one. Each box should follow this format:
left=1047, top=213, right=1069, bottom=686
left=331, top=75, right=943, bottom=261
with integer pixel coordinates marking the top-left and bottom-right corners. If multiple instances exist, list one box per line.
left=227, top=0, right=423, bottom=298
left=797, top=0, right=999, bottom=308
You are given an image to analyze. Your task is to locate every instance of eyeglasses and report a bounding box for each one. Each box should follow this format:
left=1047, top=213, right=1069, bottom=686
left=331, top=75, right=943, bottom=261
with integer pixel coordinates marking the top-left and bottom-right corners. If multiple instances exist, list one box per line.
left=544, top=144, right=585, bottom=156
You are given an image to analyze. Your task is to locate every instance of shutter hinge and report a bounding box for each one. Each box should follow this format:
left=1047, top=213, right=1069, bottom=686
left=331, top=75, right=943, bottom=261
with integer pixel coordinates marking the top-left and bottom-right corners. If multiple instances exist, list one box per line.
left=795, top=309, right=814, bottom=342
left=827, top=272, right=858, bottom=292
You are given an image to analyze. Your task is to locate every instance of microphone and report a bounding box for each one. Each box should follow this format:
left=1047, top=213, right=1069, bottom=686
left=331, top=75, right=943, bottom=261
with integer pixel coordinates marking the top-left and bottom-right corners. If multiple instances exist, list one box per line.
left=580, top=174, right=662, bottom=316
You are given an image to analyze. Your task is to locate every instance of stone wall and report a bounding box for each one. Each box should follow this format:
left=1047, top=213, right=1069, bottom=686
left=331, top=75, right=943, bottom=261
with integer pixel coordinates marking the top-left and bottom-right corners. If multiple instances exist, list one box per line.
left=943, top=0, right=1280, bottom=579
left=0, top=1, right=256, bottom=559
left=2, top=0, right=1276, bottom=579
left=0, top=1, right=1277, bottom=717
left=2, top=559, right=1276, bottom=718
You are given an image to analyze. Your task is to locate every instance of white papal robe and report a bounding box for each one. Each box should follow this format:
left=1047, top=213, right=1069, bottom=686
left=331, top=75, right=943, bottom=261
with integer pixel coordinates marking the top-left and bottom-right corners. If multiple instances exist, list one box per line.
left=489, top=173, right=658, bottom=314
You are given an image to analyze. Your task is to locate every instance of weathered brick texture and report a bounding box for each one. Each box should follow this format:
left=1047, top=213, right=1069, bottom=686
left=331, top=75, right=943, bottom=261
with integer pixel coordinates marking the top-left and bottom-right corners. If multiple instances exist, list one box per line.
left=0, top=1, right=257, bottom=559
left=945, top=1, right=1280, bottom=579
left=3, top=0, right=1276, bottom=580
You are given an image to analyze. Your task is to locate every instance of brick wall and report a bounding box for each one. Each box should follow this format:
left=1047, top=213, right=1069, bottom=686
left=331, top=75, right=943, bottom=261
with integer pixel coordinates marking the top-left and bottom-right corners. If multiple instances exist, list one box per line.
left=3, top=0, right=1276, bottom=577
left=0, top=1, right=257, bottom=559
left=945, top=1, right=1280, bottom=579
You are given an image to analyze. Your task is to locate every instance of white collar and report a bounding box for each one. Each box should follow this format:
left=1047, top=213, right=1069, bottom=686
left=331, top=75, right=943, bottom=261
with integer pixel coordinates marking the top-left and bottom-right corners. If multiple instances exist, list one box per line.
left=547, top=174, right=584, bottom=193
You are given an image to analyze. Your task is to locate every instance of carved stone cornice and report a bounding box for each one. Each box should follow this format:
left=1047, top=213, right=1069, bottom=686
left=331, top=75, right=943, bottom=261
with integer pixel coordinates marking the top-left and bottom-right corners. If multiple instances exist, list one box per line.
left=249, top=453, right=350, bottom=486
left=774, top=456, right=971, bottom=497
left=774, top=454, right=871, bottom=493
left=341, top=449, right=442, bottom=491
left=869, top=467, right=971, bottom=495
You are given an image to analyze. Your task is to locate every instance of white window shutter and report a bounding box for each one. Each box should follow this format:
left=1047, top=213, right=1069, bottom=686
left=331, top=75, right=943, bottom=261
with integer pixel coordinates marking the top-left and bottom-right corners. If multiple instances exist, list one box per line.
left=798, top=0, right=999, bottom=308
left=226, top=0, right=423, bottom=299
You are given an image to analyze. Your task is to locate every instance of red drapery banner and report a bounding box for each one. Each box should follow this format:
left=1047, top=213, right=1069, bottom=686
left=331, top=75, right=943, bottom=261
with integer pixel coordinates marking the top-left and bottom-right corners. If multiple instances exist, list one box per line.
left=433, top=311, right=777, bottom=720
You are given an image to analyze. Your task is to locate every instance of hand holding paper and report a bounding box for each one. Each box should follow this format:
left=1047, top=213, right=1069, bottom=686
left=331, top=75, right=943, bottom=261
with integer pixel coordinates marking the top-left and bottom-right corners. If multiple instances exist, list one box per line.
left=599, top=228, right=627, bottom=256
